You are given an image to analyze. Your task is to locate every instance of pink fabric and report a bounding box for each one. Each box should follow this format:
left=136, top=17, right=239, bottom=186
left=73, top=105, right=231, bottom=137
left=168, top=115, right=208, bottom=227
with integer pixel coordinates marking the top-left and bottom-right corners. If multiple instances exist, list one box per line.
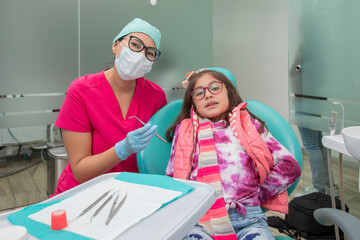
left=53, top=71, right=166, bottom=195
left=196, top=121, right=237, bottom=238
left=200, top=138, right=215, bottom=146
left=173, top=119, right=193, bottom=179
left=171, top=104, right=292, bottom=213
left=213, top=235, right=238, bottom=240
left=201, top=165, right=222, bottom=174
left=230, top=103, right=273, bottom=185
left=228, top=105, right=291, bottom=213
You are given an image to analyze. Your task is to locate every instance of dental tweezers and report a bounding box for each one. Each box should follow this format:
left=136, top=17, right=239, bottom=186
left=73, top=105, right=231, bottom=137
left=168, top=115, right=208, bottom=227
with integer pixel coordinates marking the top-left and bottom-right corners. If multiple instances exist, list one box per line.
left=105, top=193, right=127, bottom=225
left=128, top=116, right=167, bottom=143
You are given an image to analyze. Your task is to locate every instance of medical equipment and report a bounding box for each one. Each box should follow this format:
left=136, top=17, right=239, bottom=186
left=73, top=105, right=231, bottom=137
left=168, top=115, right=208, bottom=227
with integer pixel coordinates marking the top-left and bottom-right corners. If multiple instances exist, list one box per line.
left=115, top=122, right=158, bottom=160
left=86, top=191, right=117, bottom=224
left=71, top=189, right=112, bottom=222
left=109, top=192, right=119, bottom=215
left=106, top=191, right=127, bottom=225
left=51, top=209, right=68, bottom=230
left=333, top=102, right=344, bottom=131
left=128, top=116, right=167, bottom=143
left=329, top=111, right=338, bottom=136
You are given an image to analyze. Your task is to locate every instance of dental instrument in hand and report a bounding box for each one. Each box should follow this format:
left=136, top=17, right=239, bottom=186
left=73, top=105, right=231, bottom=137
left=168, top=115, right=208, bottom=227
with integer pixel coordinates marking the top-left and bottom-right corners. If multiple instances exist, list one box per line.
left=115, top=121, right=157, bottom=160
left=128, top=116, right=167, bottom=143
left=71, top=189, right=113, bottom=222
left=105, top=191, right=127, bottom=225
left=86, top=191, right=117, bottom=224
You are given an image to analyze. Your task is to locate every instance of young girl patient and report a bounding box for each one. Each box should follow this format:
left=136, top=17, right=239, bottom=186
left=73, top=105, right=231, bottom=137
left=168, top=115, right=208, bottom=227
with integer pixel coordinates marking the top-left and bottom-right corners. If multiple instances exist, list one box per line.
left=165, top=69, right=301, bottom=240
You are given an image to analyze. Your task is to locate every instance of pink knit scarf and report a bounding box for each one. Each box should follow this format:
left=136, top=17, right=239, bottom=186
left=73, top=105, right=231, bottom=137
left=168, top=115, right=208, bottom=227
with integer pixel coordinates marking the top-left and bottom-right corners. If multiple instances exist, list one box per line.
left=192, top=109, right=237, bottom=240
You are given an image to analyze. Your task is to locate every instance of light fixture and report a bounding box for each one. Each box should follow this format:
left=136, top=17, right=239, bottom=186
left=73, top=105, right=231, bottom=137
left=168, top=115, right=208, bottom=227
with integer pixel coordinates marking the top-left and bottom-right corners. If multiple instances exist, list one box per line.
left=150, top=0, right=157, bottom=6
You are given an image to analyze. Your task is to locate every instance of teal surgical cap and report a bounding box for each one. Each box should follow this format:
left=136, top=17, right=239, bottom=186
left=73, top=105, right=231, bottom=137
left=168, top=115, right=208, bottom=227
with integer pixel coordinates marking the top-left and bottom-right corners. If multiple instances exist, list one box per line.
left=113, top=18, right=161, bottom=49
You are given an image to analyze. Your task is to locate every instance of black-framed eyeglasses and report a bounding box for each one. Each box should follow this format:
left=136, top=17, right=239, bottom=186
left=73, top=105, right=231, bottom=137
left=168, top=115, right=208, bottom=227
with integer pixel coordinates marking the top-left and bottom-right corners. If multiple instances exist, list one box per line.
left=119, top=35, right=161, bottom=61
left=190, top=81, right=224, bottom=101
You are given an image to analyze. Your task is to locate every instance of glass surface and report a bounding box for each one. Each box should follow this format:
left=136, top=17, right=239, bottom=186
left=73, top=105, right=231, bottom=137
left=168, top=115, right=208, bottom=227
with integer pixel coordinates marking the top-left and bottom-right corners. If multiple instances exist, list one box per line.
left=289, top=2, right=360, bottom=209
left=0, top=0, right=78, bottom=94
left=1, top=112, right=59, bottom=129
left=0, top=96, right=65, bottom=113
left=289, top=0, right=360, bottom=131
left=0, top=0, right=78, bottom=132
left=0, top=95, right=64, bottom=129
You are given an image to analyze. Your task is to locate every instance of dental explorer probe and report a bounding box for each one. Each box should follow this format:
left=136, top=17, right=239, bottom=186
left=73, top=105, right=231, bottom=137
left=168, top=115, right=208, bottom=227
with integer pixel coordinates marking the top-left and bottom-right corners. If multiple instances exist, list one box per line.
left=128, top=116, right=167, bottom=143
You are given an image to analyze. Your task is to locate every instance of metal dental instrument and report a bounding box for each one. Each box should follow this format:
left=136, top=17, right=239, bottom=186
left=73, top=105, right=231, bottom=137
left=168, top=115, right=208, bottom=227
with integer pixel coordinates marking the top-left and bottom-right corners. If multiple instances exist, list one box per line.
left=105, top=192, right=127, bottom=225
left=86, top=192, right=116, bottom=224
left=108, top=192, right=119, bottom=216
left=128, top=116, right=167, bottom=143
left=72, top=189, right=112, bottom=221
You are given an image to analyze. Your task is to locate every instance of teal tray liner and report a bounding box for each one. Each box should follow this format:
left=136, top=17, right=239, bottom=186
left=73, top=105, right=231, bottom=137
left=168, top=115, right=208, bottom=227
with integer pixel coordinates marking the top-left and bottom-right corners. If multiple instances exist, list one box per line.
left=7, top=172, right=194, bottom=240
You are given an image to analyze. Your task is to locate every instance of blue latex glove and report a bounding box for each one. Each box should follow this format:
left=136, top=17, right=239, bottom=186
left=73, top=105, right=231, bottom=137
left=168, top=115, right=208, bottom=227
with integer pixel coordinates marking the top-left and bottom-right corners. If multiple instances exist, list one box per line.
left=115, top=122, right=157, bottom=160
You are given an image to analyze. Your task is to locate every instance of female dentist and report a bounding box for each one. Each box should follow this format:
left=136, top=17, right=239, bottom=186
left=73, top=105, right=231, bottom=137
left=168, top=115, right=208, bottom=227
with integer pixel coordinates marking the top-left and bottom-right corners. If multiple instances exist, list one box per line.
left=52, top=18, right=167, bottom=196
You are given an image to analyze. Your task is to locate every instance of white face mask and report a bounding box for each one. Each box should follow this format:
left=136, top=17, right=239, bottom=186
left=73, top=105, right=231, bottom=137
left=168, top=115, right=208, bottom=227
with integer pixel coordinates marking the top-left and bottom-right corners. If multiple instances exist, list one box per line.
left=115, top=46, right=153, bottom=80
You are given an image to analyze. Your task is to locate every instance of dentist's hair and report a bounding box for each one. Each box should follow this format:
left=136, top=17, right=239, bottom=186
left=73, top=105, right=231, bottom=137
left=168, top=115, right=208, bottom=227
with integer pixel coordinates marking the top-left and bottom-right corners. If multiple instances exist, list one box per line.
left=166, top=70, right=266, bottom=141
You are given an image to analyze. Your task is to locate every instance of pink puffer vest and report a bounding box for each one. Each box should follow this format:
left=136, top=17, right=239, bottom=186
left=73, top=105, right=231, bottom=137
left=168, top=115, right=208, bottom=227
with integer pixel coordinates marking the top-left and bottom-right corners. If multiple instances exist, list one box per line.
left=173, top=102, right=289, bottom=213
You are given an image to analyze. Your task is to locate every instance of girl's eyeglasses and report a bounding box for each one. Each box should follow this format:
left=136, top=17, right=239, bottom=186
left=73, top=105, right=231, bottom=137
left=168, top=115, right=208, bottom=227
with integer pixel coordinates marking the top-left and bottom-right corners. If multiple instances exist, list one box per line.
left=120, top=35, right=161, bottom=61
left=190, top=81, right=224, bottom=101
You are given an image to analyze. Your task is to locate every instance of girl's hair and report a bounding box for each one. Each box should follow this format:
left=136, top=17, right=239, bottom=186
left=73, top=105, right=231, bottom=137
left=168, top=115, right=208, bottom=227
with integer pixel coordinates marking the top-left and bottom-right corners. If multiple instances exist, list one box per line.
left=166, top=70, right=267, bottom=141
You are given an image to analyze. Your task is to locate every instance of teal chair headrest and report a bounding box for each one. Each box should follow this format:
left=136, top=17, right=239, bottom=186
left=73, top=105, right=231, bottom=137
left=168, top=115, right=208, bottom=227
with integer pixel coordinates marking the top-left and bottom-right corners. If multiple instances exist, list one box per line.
left=206, top=67, right=237, bottom=88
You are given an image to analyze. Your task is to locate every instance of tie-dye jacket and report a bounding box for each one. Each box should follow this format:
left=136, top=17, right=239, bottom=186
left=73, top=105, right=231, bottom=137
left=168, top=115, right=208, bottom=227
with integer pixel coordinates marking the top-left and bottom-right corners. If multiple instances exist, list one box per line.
left=166, top=109, right=301, bottom=214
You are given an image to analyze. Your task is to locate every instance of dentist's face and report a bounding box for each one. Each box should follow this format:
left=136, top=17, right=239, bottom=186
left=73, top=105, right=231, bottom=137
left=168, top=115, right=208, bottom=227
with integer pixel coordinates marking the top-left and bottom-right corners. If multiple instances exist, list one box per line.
left=192, top=73, right=229, bottom=122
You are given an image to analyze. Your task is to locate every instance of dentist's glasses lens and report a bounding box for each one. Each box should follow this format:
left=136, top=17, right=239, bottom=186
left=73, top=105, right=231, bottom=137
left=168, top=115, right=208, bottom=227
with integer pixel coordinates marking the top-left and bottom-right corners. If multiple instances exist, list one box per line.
left=190, top=81, right=224, bottom=100
left=128, top=36, right=161, bottom=61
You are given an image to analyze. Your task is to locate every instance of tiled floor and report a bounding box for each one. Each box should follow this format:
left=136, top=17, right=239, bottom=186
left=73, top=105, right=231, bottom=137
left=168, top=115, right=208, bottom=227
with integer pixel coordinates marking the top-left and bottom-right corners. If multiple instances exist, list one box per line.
left=1, top=150, right=359, bottom=239
left=0, top=152, right=48, bottom=212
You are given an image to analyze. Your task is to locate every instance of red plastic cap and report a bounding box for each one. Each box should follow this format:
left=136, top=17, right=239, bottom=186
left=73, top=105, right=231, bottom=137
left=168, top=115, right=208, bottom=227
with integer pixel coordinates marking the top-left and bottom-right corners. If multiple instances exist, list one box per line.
left=51, top=209, right=68, bottom=230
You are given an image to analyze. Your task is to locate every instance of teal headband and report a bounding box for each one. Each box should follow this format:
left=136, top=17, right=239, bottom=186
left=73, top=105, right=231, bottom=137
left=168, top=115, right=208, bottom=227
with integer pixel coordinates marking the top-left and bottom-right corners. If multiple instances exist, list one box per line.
left=112, top=18, right=161, bottom=49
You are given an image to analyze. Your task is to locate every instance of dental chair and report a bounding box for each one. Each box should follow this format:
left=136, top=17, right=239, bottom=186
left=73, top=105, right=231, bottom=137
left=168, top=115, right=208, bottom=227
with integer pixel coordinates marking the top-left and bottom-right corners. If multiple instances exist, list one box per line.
left=314, top=208, right=360, bottom=240
left=137, top=67, right=303, bottom=239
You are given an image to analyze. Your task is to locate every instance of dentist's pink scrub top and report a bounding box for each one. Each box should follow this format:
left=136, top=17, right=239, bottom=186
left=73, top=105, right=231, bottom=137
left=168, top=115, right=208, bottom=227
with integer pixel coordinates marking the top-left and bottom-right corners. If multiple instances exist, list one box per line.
left=53, top=70, right=167, bottom=195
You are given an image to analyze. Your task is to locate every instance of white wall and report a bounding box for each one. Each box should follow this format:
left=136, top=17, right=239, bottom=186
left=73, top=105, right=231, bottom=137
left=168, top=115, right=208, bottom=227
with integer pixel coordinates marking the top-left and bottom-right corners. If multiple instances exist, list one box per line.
left=213, top=0, right=289, bottom=120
